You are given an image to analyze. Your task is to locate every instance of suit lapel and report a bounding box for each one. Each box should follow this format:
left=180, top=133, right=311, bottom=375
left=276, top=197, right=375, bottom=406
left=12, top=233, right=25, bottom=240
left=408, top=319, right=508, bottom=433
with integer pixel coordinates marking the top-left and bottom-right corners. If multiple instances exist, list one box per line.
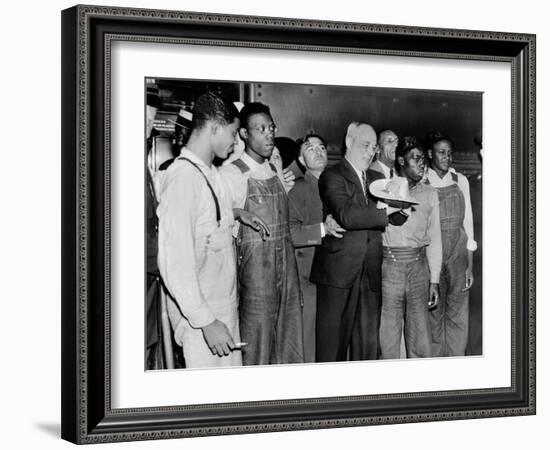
left=340, top=158, right=367, bottom=204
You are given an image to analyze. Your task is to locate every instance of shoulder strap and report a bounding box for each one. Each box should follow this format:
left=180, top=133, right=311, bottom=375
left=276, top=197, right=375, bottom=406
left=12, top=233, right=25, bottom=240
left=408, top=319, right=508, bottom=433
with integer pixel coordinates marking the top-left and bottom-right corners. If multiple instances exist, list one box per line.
left=178, top=157, right=221, bottom=225
left=451, top=172, right=459, bottom=183
left=232, top=158, right=250, bottom=174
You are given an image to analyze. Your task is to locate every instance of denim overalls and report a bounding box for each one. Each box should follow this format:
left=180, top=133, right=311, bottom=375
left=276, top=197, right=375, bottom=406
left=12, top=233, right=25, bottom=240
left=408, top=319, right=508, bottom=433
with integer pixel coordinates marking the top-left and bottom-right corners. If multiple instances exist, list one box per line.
left=430, top=173, right=470, bottom=356
left=232, top=159, right=304, bottom=366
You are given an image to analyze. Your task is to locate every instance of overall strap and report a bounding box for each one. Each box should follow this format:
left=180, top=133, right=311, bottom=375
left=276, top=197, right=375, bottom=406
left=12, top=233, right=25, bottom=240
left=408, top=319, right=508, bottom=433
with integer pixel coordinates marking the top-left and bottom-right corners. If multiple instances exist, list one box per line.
left=232, top=158, right=250, bottom=174
left=178, top=157, right=221, bottom=225
left=451, top=171, right=459, bottom=183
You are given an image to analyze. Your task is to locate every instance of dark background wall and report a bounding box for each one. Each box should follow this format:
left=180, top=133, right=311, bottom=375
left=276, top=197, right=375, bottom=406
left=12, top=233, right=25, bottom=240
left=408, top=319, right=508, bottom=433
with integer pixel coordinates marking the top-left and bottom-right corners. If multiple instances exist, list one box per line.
left=153, top=78, right=482, bottom=175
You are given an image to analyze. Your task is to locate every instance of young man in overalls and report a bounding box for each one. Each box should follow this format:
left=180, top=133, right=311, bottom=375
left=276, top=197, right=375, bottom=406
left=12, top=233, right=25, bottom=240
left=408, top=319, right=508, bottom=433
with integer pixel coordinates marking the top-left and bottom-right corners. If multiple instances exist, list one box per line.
left=426, top=132, right=477, bottom=357
left=157, top=93, right=267, bottom=368
left=221, top=102, right=305, bottom=366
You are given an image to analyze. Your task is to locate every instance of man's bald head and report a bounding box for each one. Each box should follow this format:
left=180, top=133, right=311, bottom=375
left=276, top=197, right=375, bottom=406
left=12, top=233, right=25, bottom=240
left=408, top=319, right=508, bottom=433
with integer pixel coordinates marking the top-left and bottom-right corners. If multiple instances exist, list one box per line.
left=345, top=122, right=378, bottom=171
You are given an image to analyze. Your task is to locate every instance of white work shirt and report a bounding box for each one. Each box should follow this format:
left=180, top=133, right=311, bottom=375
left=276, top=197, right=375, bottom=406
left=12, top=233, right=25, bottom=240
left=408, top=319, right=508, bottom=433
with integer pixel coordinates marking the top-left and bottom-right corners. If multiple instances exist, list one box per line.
left=426, top=167, right=477, bottom=252
left=157, top=149, right=236, bottom=329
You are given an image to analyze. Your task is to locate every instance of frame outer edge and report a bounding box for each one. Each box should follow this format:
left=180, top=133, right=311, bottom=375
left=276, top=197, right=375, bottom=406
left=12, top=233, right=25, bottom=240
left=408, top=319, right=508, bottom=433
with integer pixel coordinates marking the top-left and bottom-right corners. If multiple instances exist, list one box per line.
left=61, top=5, right=79, bottom=445
left=527, top=34, right=536, bottom=414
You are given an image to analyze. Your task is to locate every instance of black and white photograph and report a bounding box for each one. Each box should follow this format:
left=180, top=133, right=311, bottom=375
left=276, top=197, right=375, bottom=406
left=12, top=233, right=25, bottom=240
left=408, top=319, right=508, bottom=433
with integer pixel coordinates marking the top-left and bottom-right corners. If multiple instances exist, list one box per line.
left=144, top=77, right=483, bottom=370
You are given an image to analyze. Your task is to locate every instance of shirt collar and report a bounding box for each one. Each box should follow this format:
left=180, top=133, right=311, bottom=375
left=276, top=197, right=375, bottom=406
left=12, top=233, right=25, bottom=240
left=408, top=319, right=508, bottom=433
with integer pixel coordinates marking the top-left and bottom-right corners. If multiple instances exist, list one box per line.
left=426, top=167, right=456, bottom=184
left=377, top=160, right=393, bottom=177
left=241, top=150, right=268, bottom=171
left=179, top=147, right=211, bottom=172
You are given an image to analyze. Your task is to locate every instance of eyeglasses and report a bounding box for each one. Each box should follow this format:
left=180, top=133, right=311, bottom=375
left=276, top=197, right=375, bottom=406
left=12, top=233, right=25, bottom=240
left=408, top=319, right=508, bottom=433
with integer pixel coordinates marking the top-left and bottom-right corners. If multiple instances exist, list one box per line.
left=408, top=155, right=426, bottom=163
left=248, top=124, right=278, bottom=135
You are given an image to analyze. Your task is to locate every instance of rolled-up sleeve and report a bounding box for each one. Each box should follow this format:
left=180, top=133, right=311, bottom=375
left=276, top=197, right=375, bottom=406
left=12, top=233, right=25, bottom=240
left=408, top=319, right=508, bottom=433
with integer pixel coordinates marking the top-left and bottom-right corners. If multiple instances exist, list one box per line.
left=157, top=168, right=216, bottom=329
left=426, top=190, right=442, bottom=283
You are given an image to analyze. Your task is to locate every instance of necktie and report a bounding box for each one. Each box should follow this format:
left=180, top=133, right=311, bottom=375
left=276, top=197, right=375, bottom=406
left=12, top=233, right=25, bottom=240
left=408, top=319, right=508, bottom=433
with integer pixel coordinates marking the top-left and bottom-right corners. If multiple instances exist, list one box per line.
left=390, top=168, right=394, bottom=178
left=362, top=171, right=368, bottom=197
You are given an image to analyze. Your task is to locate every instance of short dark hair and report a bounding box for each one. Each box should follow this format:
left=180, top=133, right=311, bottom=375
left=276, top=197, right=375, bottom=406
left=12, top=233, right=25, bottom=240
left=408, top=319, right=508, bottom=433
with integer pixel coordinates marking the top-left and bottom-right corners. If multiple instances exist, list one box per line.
left=424, top=130, right=454, bottom=151
left=191, top=92, right=239, bottom=131
left=396, top=136, right=425, bottom=160
left=301, top=133, right=326, bottom=147
left=239, top=102, right=272, bottom=129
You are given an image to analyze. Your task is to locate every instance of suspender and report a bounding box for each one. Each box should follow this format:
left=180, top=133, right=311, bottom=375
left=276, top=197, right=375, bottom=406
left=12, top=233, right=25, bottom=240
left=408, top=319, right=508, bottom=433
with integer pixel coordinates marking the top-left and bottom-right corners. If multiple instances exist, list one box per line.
left=178, top=157, right=221, bottom=226
left=232, top=158, right=278, bottom=176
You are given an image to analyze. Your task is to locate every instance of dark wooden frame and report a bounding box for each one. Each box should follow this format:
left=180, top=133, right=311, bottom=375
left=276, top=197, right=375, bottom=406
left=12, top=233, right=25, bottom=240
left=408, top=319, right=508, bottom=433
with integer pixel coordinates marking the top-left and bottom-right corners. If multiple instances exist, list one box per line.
left=61, top=4, right=536, bottom=444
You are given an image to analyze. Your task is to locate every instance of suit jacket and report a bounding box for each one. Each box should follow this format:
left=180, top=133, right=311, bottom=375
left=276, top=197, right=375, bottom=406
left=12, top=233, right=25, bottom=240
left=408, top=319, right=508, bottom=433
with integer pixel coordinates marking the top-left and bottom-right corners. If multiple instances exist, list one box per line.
left=288, top=171, right=324, bottom=282
left=310, top=158, right=388, bottom=290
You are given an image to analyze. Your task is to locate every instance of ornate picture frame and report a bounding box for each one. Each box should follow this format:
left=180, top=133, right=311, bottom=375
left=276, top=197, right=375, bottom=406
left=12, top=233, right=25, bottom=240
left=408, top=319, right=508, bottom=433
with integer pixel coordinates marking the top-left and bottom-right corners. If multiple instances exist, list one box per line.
left=61, top=4, right=536, bottom=444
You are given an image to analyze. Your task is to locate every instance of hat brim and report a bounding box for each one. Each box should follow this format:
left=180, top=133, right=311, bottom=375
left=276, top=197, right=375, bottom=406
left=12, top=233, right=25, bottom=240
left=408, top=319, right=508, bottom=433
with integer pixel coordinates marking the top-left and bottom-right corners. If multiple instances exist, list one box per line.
left=369, top=180, right=419, bottom=205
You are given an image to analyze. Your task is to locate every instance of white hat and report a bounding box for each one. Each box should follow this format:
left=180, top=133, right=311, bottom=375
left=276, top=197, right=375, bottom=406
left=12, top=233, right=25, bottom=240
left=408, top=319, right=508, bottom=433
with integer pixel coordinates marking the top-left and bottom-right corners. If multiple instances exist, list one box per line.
left=369, top=176, right=419, bottom=205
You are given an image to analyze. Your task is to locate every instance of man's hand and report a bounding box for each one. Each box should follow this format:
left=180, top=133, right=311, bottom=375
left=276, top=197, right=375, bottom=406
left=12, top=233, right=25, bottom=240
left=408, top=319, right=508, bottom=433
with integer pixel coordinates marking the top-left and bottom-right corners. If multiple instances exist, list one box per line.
left=234, top=208, right=270, bottom=240
left=324, top=214, right=346, bottom=238
left=462, top=265, right=474, bottom=292
left=428, top=283, right=440, bottom=309
left=201, top=319, right=235, bottom=357
left=282, top=168, right=296, bottom=191
left=388, top=210, right=409, bottom=226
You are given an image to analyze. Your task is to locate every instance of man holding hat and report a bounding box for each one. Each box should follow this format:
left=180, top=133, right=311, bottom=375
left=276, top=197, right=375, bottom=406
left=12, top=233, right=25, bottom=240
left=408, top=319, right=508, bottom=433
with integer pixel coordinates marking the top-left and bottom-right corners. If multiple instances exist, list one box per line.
left=370, top=136, right=442, bottom=359
left=310, top=122, right=407, bottom=362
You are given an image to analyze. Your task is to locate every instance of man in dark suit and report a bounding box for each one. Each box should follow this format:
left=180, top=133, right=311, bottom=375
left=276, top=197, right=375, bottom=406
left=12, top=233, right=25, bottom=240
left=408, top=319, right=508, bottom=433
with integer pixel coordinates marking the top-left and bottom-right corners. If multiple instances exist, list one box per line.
left=310, top=122, right=407, bottom=362
left=288, top=134, right=345, bottom=362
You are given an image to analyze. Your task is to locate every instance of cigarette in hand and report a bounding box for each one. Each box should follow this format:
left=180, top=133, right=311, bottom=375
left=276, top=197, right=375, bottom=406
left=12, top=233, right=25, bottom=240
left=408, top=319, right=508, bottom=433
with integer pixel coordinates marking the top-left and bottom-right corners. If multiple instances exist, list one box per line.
left=234, top=342, right=248, bottom=348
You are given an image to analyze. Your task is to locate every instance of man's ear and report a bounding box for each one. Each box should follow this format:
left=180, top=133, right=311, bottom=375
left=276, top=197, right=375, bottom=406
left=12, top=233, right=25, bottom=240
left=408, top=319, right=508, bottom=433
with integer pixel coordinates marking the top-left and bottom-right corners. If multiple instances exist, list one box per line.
left=427, top=149, right=432, bottom=159
left=397, top=156, right=405, bottom=167
left=298, top=155, right=305, bottom=166
left=210, top=122, right=220, bottom=135
left=345, top=135, right=352, bottom=151
left=239, top=128, right=247, bottom=140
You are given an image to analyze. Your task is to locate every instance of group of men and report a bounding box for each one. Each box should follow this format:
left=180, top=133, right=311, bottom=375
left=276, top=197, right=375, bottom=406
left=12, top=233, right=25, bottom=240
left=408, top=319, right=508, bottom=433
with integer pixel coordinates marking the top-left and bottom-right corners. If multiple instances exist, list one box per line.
left=148, top=90, right=477, bottom=369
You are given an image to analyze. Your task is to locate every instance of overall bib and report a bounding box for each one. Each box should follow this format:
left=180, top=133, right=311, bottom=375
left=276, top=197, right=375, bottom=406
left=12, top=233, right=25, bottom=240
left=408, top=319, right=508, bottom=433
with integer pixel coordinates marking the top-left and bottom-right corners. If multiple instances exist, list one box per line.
left=430, top=175, right=469, bottom=357
left=233, top=159, right=304, bottom=365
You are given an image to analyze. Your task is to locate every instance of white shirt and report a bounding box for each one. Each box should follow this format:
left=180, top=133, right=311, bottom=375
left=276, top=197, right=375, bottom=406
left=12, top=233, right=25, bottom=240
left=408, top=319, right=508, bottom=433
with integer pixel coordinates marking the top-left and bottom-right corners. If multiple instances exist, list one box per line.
left=426, top=167, right=477, bottom=252
left=379, top=160, right=393, bottom=178
left=157, top=149, right=235, bottom=328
